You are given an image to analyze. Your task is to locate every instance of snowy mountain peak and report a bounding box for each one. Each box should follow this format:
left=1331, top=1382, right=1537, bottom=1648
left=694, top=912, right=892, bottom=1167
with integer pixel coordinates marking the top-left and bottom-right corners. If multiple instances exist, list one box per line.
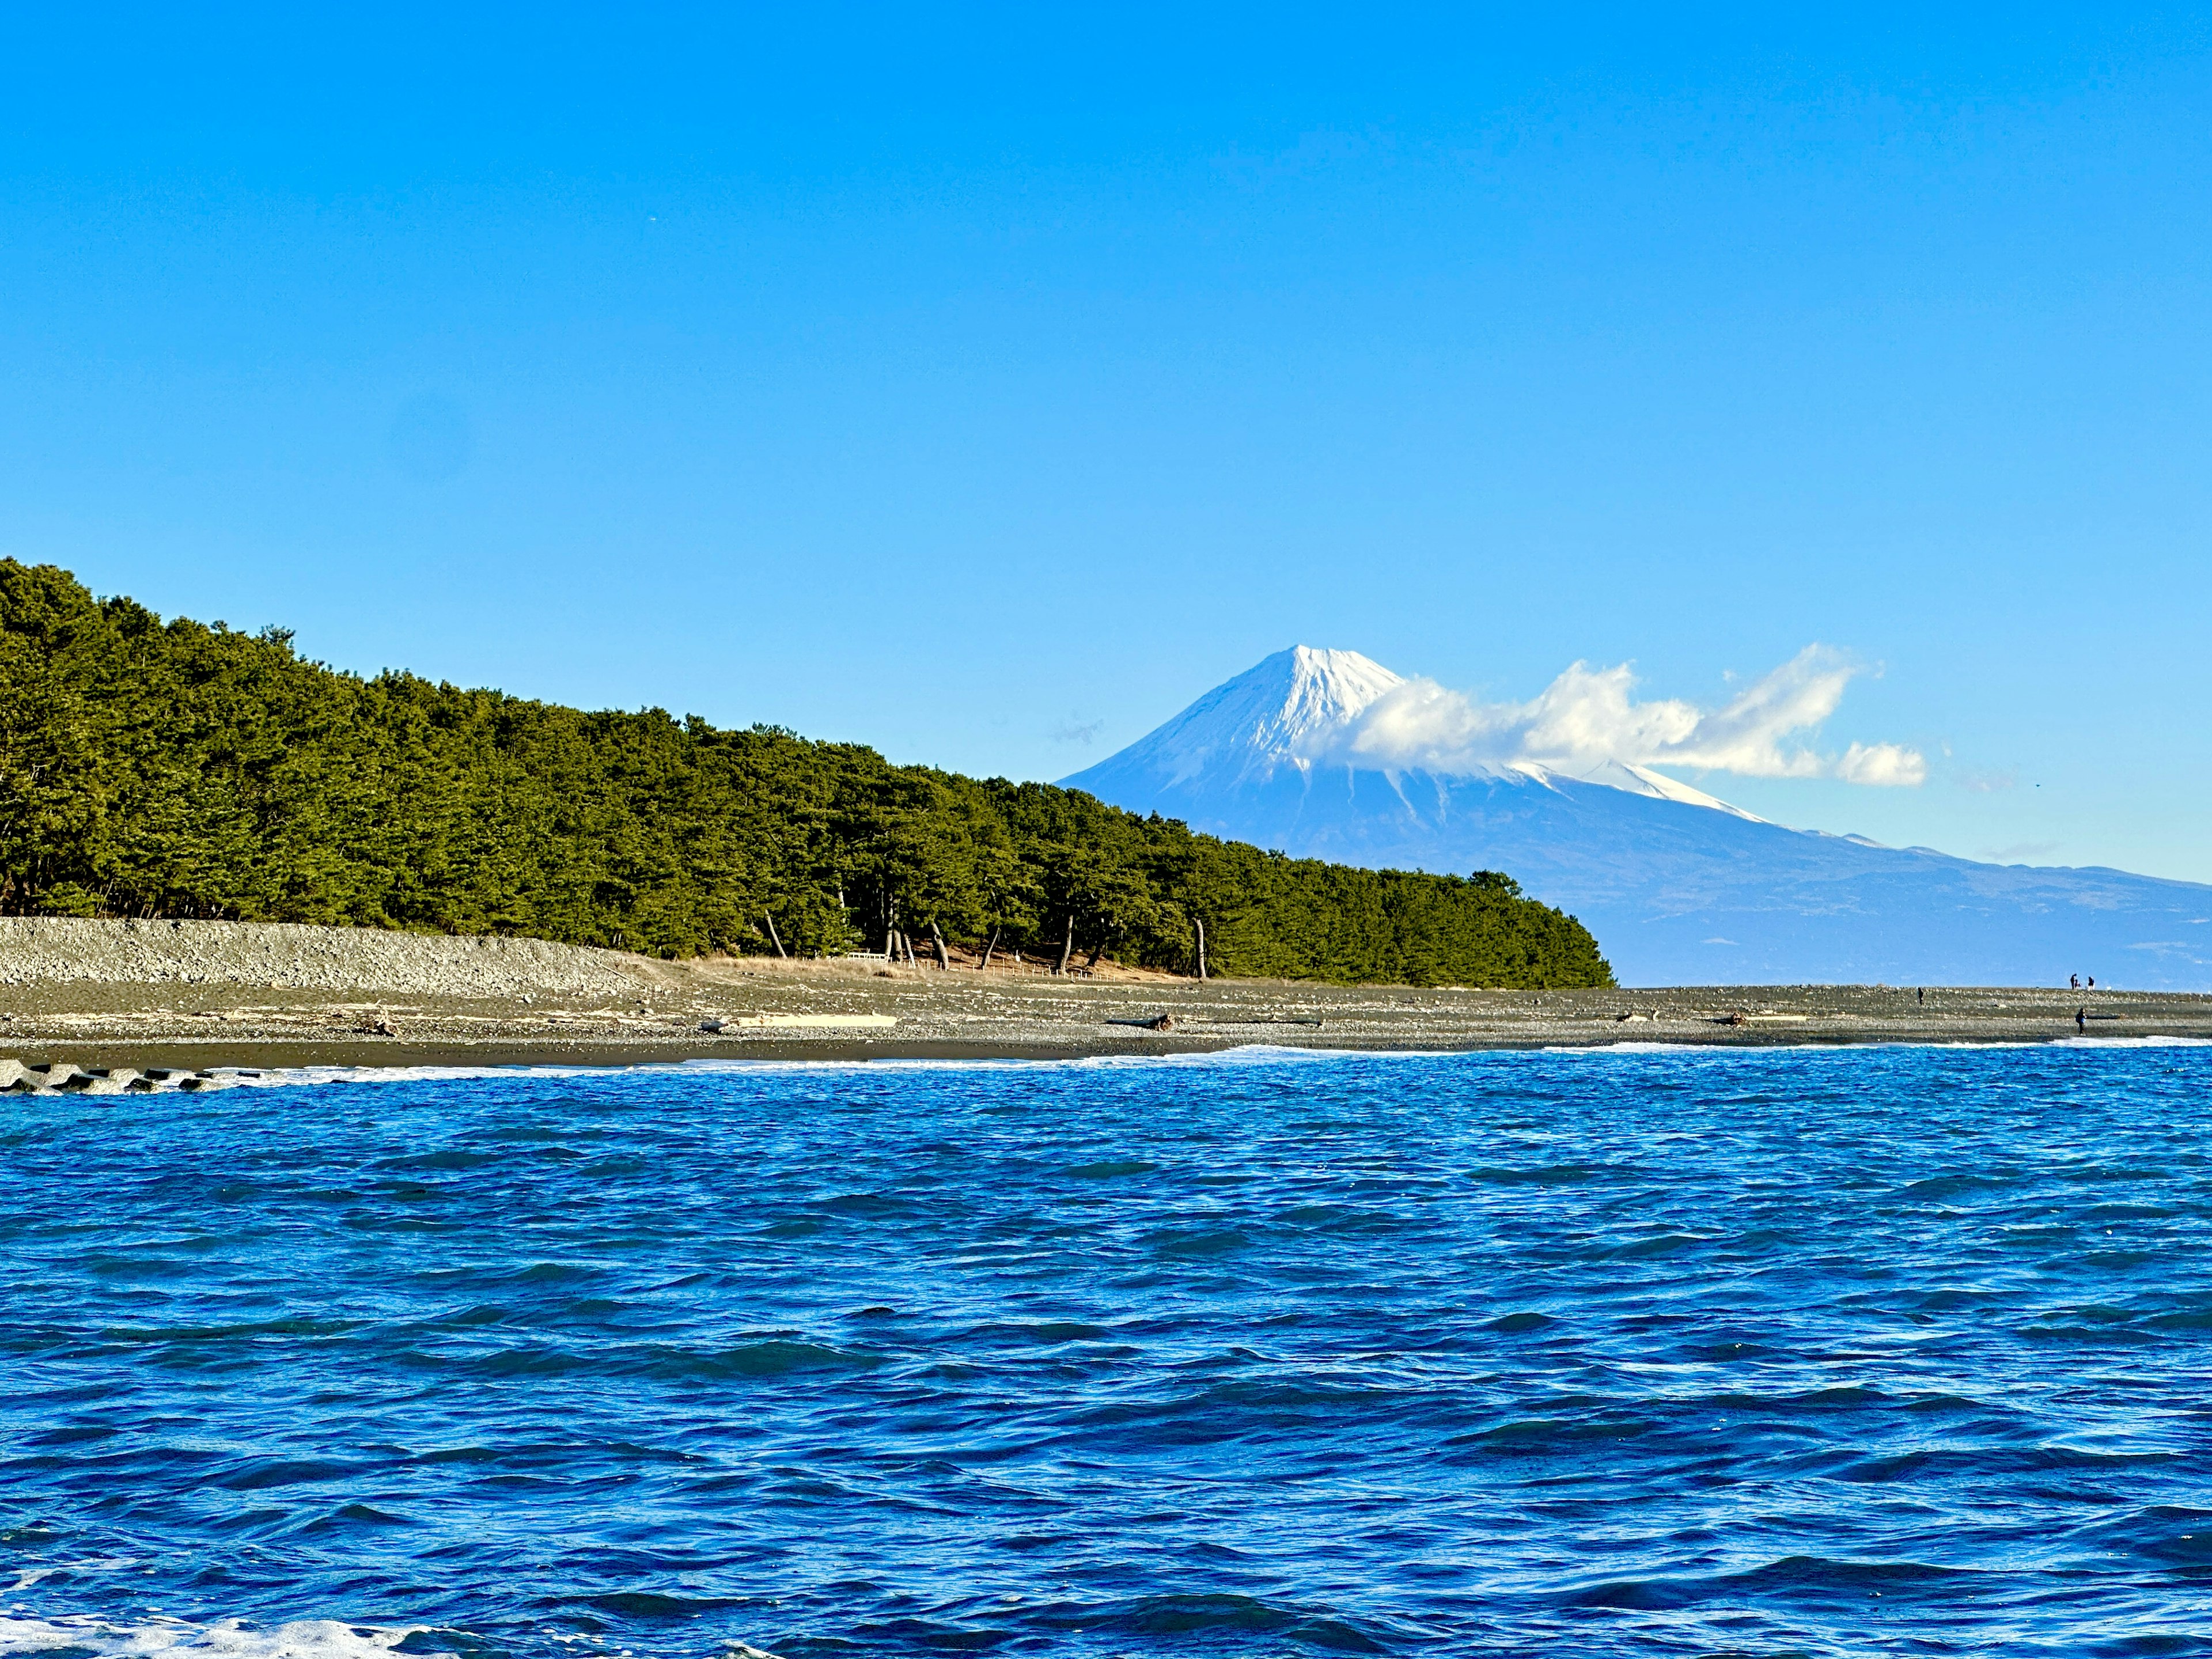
left=1098, top=646, right=1404, bottom=787
left=1065, top=647, right=1764, bottom=821
left=1262, top=646, right=1404, bottom=751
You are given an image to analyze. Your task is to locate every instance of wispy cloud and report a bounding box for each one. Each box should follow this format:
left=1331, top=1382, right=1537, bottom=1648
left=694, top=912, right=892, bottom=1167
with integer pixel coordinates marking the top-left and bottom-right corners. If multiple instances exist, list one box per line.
left=1331, top=646, right=1926, bottom=787
left=1979, top=841, right=2060, bottom=863
left=1051, top=717, right=1107, bottom=747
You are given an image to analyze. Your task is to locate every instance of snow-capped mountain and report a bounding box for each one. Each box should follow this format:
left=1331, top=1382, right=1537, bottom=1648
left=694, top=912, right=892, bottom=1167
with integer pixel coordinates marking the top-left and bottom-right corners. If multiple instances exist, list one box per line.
left=1108, top=646, right=1407, bottom=788
left=1063, top=647, right=2212, bottom=988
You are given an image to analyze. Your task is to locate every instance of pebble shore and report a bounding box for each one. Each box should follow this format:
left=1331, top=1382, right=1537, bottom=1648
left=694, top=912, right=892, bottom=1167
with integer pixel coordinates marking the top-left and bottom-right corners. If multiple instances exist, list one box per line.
left=2, top=918, right=2205, bottom=1075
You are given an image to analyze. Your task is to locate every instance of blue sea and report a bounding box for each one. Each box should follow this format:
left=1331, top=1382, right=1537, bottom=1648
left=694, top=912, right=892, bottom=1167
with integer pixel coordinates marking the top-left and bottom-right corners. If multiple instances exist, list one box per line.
left=6, top=1042, right=2212, bottom=1658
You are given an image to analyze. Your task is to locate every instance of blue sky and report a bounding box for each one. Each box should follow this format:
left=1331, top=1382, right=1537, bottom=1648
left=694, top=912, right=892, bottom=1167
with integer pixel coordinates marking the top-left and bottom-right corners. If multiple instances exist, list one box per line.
left=5, top=6, right=2210, bottom=878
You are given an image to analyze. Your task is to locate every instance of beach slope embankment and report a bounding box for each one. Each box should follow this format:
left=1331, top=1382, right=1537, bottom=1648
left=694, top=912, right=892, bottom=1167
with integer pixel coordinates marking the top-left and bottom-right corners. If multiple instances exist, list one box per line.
left=0, top=916, right=648, bottom=998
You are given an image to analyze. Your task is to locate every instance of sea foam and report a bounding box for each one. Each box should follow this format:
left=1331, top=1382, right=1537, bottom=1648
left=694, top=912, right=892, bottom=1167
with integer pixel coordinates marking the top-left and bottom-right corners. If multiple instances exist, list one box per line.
left=0, top=1618, right=450, bottom=1659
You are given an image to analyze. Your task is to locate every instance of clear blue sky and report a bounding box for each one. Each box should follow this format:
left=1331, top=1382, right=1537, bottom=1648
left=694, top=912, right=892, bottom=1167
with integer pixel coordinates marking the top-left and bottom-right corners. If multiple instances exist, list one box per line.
left=6, top=6, right=2210, bottom=879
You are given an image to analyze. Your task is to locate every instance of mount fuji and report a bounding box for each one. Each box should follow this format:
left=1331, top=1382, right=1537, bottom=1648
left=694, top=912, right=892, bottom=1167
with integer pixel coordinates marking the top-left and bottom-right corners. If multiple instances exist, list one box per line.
left=1062, top=647, right=2212, bottom=988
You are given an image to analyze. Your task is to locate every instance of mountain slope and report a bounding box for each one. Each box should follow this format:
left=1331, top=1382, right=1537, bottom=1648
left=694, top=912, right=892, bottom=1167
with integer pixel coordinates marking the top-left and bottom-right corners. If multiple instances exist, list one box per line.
left=1065, top=648, right=2212, bottom=988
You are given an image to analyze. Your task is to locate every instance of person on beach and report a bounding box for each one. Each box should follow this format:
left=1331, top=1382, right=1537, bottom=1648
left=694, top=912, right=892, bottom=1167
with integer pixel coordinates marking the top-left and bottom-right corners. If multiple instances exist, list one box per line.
left=2077, top=1007, right=2087, bottom=1033
left=2071, top=974, right=2081, bottom=990
left=2087, top=976, right=2095, bottom=990
left=1917, top=987, right=1924, bottom=1004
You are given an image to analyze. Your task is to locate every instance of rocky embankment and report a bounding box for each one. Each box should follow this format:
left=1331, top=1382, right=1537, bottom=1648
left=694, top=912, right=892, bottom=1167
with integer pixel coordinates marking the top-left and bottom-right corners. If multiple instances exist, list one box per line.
left=3, top=918, right=2210, bottom=1074
left=0, top=916, right=647, bottom=997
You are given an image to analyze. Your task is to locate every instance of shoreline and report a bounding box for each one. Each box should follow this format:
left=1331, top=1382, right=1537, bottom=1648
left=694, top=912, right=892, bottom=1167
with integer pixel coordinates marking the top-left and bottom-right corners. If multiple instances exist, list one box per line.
left=11, top=1028, right=2210, bottom=1080
left=3, top=919, right=2206, bottom=1078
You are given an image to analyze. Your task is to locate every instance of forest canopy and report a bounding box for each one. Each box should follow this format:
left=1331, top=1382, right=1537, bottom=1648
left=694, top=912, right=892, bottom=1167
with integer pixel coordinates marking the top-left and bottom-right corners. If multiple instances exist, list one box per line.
left=0, top=561, right=1613, bottom=987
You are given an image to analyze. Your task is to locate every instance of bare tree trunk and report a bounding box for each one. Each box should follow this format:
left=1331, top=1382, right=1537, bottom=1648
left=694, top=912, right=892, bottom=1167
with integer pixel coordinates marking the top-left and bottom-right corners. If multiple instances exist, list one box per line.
left=930, top=921, right=949, bottom=970
left=1085, top=941, right=1104, bottom=968
left=1055, top=913, right=1074, bottom=976
left=764, top=914, right=787, bottom=960
left=885, top=897, right=897, bottom=961
left=1194, top=916, right=1207, bottom=980
left=904, top=931, right=918, bottom=968
left=978, top=927, right=999, bottom=971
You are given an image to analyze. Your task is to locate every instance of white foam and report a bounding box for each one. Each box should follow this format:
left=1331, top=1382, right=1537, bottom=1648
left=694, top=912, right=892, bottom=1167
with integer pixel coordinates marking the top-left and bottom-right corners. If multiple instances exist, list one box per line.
left=176, top=1044, right=1382, bottom=1090
left=1542, top=1040, right=1726, bottom=1055
left=1546, top=1035, right=2212, bottom=1055
left=2054, top=1033, right=2212, bottom=1048
left=0, top=1616, right=451, bottom=1659
left=8, top=1559, right=134, bottom=1594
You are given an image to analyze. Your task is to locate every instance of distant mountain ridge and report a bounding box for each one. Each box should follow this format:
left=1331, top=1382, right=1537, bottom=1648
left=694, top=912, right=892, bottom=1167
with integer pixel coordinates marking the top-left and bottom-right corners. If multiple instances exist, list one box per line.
left=1064, top=647, right=2212, bottom=988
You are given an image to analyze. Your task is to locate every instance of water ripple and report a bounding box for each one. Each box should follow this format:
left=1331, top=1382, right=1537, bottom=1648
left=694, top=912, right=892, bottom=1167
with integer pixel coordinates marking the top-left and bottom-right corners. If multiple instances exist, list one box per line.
left=4, top=1045, right=2211, bottom=1654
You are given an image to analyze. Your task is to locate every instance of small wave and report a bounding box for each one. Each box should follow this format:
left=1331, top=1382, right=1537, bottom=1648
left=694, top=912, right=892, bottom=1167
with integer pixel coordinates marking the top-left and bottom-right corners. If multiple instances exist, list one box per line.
left=444, top=1335, right=883, bottom=1384
left=1921, top=1035, right=2212, bottom=1052
left=1547, top=1035, right=2212, bottom=1056
left=178, top=1044, right=1372, bottom=1092
left=1065, top=1376, right=1415, bottom=1443
left=1898, top=1173, right=2020, bottom=1200
left=622, top=1339, right=884, bottom=1380
left=1059, top=1159, right=1157, bottom=1179
left=1543, top=1040, right=1736, bottom=1055
left=1555, top=1552, right=1980, bottom=1611
left=1471, top=1162, right=1624, bottom=1186
left=1484, top=1310, right=1556, bottom=1334
left=207, top=1457, right=373, bottom=1493
left=6, top=1560, right=134, bottom=1594
left=0, top=1617, right=454, bottom=1659
left=953, top=1319, right=1118, bottom=1346
left=1145, top=1226, right=1252, bottom=1257
left=1036, top=1591, right=1389, bottom=1652
left=2055, top=1035, right=2212, bottom=1048
left=571, top=1592, right=744, bottom=1619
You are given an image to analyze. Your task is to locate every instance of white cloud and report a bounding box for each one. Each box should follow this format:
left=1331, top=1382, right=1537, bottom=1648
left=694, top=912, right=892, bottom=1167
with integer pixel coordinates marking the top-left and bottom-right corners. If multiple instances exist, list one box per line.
left=1956, top=765, right=2017, bottom=794
left=1836, top=741, right=1927, bottom=787
left=1331, top=645, right=1925, bottom=787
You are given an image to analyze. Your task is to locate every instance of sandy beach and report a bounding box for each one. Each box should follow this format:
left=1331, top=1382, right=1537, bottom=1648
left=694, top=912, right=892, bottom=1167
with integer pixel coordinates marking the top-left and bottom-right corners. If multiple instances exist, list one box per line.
left=0, top=917, right=2202, bottom=1081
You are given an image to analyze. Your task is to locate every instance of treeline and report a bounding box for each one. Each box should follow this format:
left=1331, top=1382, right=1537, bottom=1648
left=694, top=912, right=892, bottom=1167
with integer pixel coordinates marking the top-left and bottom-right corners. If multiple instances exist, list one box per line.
left=0, top=562, right=1612, bottom=987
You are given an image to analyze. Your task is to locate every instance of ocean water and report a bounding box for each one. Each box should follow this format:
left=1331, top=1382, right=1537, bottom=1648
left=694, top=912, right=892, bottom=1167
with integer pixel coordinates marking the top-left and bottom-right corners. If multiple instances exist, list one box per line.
left=5, top=1043, right=2212, bottom=1658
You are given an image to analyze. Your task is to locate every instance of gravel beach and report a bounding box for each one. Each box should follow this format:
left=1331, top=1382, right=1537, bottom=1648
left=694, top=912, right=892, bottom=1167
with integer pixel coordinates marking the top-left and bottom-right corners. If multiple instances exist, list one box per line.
left=1, top=917, right=2203, bottom=1081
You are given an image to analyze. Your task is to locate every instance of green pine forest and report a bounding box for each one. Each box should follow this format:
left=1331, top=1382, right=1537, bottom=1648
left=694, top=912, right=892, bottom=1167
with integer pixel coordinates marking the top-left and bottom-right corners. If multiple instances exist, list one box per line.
left=0, top=562, right=1613, bottom=987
